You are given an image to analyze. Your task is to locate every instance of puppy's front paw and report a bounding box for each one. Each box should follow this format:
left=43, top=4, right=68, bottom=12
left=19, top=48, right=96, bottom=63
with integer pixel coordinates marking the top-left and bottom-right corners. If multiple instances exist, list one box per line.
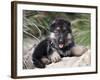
left=49, top=51, right=61, bottom=63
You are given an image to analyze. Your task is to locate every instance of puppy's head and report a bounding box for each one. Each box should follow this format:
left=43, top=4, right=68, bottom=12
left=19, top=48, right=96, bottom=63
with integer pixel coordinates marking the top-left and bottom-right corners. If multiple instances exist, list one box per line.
left=49, top=18, right=73, bottom=48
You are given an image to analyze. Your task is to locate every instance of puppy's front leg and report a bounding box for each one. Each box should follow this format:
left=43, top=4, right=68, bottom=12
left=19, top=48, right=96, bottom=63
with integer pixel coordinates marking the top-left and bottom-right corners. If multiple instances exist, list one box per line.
left=49, top=51, right=61, bottom=63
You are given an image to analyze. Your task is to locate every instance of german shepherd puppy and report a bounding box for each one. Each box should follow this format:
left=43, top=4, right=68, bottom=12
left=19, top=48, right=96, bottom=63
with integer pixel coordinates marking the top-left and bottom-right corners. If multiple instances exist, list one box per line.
left=32, top=18, right=75, bottom=68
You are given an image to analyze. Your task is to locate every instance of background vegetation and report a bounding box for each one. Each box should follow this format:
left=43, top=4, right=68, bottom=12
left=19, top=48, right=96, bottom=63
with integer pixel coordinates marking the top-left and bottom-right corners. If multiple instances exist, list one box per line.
left=23, top=10, right=91, bottom=47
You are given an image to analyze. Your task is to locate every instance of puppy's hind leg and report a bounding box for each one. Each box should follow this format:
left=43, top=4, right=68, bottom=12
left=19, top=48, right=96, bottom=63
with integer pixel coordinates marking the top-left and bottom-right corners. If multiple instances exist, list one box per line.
left=71, top=45, right=88, bottom=56
left=41, top=57, right=51, bottom=65
left=32, top=58, right=45, bottom=68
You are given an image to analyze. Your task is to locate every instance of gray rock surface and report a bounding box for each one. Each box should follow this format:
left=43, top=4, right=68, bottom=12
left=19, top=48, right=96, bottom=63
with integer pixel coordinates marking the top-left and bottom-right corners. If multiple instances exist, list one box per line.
left=23, top=38, right=90, bottom=69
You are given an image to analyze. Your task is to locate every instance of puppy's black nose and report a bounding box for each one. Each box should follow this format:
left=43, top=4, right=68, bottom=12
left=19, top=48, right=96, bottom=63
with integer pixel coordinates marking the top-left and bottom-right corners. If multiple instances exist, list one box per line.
left=59, top=38, right=64, bottom=44
left=58, top=34, right=64, bottom=44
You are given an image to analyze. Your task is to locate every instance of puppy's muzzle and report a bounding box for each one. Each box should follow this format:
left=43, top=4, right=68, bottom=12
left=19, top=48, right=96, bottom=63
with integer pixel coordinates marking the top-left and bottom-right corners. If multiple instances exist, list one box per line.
left=58, top=37, right=65, bottom=48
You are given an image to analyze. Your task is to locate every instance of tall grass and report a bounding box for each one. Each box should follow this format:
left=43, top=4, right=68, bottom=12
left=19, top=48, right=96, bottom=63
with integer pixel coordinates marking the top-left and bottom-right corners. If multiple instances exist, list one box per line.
left=23, top=10, right=90, bottom=47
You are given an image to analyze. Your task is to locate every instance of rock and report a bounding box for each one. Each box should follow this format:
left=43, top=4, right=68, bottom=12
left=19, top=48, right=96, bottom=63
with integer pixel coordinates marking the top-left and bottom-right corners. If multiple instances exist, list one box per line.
left=23, top=45, right=90, bottom=69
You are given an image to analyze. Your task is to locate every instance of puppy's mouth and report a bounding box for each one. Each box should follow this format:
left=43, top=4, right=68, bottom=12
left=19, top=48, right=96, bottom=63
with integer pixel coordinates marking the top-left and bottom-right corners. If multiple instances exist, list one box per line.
left=59, top=44, right=64, bottom=48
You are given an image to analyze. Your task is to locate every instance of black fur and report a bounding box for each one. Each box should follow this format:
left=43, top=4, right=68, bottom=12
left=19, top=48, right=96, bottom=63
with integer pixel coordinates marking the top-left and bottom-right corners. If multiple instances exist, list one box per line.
left=32, top=39, right=50, bottom=68
left=32, top=18, right=75, bottom=68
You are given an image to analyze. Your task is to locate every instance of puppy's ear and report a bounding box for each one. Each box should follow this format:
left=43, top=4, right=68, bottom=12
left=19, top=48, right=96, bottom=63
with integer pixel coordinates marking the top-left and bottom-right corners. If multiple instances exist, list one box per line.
left=66, top=21, right=72, bottom=33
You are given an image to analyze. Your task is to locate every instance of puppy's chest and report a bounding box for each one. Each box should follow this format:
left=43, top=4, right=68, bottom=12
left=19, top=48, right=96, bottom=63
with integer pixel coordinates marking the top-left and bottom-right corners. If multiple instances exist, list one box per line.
left=58, top=47, right=71, bottom=57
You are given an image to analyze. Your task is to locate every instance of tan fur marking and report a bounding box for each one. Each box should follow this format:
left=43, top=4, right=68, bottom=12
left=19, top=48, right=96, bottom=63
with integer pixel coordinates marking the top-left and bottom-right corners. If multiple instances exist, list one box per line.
left=71, top=45, right=88, bottom=56
left=49, top=51, right=61, bottom=63
left=41, top=57, right=51, bottom=65
left=67, top=33, right=72, bottom=39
